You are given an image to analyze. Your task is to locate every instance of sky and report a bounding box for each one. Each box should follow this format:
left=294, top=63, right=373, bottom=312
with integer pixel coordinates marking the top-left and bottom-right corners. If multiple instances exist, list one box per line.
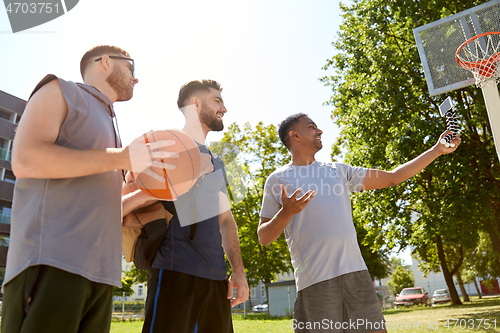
left=0, top=0, right=413, bottom=265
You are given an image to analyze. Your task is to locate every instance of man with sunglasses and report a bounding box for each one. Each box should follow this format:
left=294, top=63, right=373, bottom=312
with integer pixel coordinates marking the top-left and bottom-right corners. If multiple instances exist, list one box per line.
left=1, top=45, right=176, bottom=333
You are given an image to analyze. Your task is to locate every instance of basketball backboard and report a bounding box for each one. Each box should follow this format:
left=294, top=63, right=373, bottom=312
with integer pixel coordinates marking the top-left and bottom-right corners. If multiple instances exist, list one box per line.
left=413, top=0, right=500, bottom=96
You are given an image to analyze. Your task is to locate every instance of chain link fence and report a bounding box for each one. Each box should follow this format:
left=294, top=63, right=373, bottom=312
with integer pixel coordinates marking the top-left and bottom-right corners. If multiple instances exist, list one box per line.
left=112, top=292, right=145, bottom=321
left=111, top=292, right=269, bottom=322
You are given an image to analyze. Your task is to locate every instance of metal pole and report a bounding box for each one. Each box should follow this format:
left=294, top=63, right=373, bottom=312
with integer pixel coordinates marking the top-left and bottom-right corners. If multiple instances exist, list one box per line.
left=122, top=291, right=125, bottom=321
left=481, top=80, right=500, bottom=162
left=244, top=299, right=246, bottom=320
left=288, top=287, right=291, bottom=317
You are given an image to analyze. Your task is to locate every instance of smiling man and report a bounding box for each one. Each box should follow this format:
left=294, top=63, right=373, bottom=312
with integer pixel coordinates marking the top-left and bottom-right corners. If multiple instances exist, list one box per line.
left=258, top=113, right=461, bottom=333
left=129, top=80, right=249, bottom=333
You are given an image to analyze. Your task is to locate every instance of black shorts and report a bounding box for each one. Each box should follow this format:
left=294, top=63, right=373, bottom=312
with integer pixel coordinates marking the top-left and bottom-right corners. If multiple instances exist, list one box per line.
left=142, top=269, right=233, bottom=333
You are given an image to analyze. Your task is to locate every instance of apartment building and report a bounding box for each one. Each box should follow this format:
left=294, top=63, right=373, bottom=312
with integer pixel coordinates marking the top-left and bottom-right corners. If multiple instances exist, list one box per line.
left=0, top=90, right=25, bottom=292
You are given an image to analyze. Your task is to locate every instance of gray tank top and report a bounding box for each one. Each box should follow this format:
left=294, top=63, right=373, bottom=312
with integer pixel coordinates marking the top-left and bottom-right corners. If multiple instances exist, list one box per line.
left=3, top=76, right=123, bottom=288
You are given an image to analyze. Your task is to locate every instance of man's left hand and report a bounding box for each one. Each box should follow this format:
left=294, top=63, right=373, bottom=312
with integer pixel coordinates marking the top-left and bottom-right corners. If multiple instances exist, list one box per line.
left=435, top=130, right=462, bottom=154
left=227, top=272, right=249, bottom=307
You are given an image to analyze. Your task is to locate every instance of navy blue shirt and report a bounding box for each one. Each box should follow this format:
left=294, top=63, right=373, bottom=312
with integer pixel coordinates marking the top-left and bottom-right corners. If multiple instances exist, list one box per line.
left=153, top=145, right=228, bottom=280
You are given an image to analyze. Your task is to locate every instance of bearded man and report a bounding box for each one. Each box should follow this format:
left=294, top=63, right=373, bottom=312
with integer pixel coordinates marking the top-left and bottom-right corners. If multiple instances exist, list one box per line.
left=2, top=45, right=175, bottom=333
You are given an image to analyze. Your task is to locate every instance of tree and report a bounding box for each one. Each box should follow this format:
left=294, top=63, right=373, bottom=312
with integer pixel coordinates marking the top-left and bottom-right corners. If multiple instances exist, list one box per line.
left=209, top=122, right=293, bottom=306
left=355, top=216, right=391, bottom=280
left=387, top=264, right=415, bottom=296
left=462, top=230, right=500, bottom=299
left=114, top=276, right=135, bottom=297
left=124, top=264, right=150, bottom=285
left=320, top=0, right=500, bottom=305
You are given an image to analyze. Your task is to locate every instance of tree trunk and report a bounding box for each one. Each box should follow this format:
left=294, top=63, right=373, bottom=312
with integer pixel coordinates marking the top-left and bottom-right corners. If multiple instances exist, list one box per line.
left=455, top=271, right=470, bottom=302
left=473, top=277, right=482, bottom=299
left=436, top=235, right=462, bottom=305
left=264, top=279, right=271, bottom=315
left=248, top=291, right=253, bottom=310
left=484, top=221, right=500, bottom=255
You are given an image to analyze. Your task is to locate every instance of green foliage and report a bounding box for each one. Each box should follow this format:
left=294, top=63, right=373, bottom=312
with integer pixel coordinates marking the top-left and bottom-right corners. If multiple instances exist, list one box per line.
left=462, top=231, right=500, bottom=283
left=388, top=261, right=415, bottom=296
left=210, top=122, right=293, bottom=288
left=113, top=276, right=135, bottom=297
left=124, top=264, right=150, bottom=285
left=355, top=216, right=391, bottom=280
left=320, top=0, right=500, bottom=303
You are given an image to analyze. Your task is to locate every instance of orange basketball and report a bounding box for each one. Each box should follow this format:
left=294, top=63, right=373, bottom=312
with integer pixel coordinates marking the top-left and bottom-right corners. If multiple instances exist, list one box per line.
left=132, top=129, right=201, bottom=200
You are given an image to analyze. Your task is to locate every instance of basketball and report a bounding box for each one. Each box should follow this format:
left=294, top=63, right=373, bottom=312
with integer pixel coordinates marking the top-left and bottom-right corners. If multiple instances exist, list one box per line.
left=132, top=129, right=201, bottom=200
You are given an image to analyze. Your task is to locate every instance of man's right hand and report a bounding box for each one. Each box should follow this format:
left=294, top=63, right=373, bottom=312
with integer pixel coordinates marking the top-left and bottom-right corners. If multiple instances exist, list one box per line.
left=280, top=184, right=315, bottom=216
left=124, top=131, right=179, bottom=182
left=257, top=185, right=315, bottom=246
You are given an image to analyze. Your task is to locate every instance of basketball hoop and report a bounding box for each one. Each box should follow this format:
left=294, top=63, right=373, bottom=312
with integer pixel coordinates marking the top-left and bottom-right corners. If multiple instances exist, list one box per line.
left=414, top=1, right=500, bottom=163
left=456, top=32, right=500, bottom=87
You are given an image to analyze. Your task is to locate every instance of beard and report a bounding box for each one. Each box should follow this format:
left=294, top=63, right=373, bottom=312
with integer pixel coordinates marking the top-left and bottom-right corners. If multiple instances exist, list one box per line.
left=106, top=67, right=134, bottom=101
left=309, top=137, right=323, bottom=152
left=199, top=104, right=224, bottom=132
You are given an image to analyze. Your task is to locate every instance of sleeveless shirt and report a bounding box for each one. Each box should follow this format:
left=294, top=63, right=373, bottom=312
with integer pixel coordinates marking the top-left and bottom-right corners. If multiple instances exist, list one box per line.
left=153, top=146, right=228, bottom=280
left=3, top=75, right=123, bottom=288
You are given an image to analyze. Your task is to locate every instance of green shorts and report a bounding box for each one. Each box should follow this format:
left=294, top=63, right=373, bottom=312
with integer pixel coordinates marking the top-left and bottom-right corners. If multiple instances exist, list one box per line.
left=1, top=265, right=113, bottom=333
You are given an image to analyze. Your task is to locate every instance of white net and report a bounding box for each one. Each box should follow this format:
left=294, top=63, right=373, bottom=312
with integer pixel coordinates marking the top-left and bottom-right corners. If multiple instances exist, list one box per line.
left=456, top=32, right=500, bottom=87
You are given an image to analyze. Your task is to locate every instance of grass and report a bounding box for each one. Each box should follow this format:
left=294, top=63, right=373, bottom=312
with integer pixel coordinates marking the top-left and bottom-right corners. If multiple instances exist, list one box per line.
left=382, top=296, right=500, bottom=332
left=232, top=313, right=294, bottom=333
left=110, top=313, right=295, bottom=333
left=110, top=320, right=144, bottom=333
left=106, top=296, right=500, bottom=332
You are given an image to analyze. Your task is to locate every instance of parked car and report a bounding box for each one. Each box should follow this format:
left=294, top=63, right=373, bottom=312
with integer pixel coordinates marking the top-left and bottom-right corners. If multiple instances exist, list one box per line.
left=394, top=287, right=431, bottom=308
left=432, top=289, right=451, bottom=305
left=376, top=292, right=395, bottom=309
left=252, top=302, right=268, bottom=313
left=384, top=295, right=395, bottom=309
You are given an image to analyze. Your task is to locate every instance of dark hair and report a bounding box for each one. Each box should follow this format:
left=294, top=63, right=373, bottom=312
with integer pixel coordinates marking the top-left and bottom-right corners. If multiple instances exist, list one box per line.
left=80, top=45, right=130, bottom=80
left=278, top=113, right=308, bottom=150
left=177, top=80, right=222, bottom=109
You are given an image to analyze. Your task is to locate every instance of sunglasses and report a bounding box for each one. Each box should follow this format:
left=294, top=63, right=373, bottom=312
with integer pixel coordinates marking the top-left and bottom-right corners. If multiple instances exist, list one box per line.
left=95, top=55, right=135, bottom=77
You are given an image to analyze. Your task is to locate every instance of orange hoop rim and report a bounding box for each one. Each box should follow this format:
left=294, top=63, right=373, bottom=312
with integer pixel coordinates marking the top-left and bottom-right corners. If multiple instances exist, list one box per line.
left=456, top=31, right=500, bottom=71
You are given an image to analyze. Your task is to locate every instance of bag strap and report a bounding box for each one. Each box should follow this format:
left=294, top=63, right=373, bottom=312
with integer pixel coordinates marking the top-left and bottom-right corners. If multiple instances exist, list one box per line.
left=188, top=177, right=204, bottom=240
left=162, top=173, right=204, bottom=240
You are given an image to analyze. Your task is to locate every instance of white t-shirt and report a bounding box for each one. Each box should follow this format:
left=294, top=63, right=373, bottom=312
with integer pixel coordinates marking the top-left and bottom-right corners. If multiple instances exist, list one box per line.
left=260, top=161, right=368, bottom=291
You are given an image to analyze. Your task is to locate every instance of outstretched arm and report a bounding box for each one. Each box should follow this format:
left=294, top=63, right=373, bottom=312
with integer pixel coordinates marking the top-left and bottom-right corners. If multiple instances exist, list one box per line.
left=361, top=131, right=461, bottom=191
left=258, top=185, right=315, bottom=246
